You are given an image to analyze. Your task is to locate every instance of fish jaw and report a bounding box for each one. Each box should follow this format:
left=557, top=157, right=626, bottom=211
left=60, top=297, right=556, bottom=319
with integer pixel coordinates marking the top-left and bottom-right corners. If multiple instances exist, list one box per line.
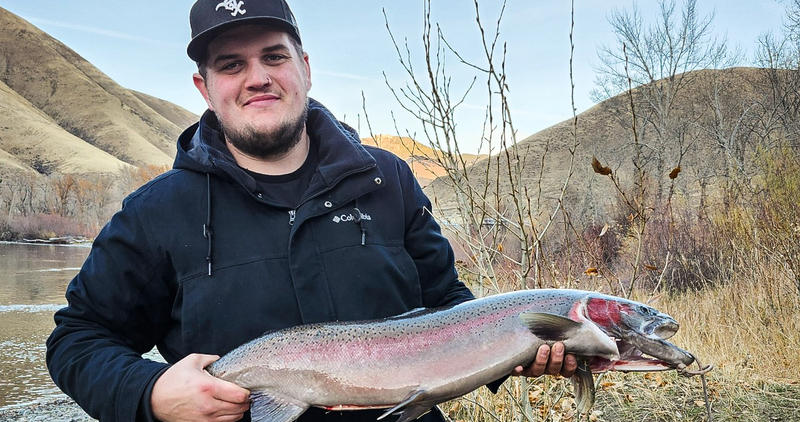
left=621, top=331, right=695, bottom=367
left=587, top=345, right=675, bottom=373
left=589, top=357, right=674, bottom=373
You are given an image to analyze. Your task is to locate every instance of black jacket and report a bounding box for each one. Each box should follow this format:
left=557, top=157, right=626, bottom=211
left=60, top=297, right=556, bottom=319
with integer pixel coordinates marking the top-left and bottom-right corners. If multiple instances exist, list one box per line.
left=46, top=99, right=474, bottom=421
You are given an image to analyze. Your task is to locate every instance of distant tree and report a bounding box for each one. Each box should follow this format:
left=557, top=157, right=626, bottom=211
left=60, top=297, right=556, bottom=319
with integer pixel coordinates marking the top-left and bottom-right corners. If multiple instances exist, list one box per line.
left=50, top=174, right=76, bottom=216
left=593, top=0, right=731, bottom=204
left=755, top=0, right=800, bottom=149
left=74, top=174, right=116, bottom=229
left=118, top=165, right=170, bottom=195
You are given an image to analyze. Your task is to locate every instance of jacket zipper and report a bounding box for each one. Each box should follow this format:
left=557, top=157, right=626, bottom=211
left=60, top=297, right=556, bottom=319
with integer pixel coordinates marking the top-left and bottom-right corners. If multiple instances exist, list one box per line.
left=288, top=209, right=296, bottom=226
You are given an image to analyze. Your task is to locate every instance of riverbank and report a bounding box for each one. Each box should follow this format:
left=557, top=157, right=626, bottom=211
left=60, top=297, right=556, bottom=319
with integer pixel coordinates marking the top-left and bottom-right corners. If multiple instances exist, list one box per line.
left=18, top=236, right=92, bottom=245
left=0, top=239, right=92, bottom=248
left=0, top=396, right=93, bottom=422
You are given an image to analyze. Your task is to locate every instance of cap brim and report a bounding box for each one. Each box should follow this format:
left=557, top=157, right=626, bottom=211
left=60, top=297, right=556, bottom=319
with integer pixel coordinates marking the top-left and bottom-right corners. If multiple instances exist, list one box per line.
left=187, top=17, right=300, bottom=62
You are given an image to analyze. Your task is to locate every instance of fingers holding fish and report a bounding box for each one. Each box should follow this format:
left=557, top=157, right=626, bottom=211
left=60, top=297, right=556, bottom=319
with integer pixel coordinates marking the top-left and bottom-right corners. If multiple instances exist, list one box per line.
left=151, top=353, right=251, bottom=422
left=516, top=344, right=551, bottom=377
left=547, top=343, right=579, bottom=377
left=511, top=342, right=576, bottom=378
left=545, top=342, right=566, bottom=375
left=561, top=351, right=578, bottom=377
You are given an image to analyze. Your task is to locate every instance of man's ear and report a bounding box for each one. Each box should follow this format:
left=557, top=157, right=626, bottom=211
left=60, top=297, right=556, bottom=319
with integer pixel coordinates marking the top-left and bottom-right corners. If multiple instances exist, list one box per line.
left=193, top=73, right=214, bottom=111
left=302, top=52, right=312, bottom=91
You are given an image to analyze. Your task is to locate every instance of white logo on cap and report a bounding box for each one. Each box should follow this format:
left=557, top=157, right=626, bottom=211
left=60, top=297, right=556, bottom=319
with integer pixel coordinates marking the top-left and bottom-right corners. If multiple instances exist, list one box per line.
left=216, top=0, right=247, bottom=17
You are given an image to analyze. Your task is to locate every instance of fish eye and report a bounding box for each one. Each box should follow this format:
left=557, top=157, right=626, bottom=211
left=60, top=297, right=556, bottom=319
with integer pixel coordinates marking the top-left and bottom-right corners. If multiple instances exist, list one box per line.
left=637, top=305, right=656, bottom=316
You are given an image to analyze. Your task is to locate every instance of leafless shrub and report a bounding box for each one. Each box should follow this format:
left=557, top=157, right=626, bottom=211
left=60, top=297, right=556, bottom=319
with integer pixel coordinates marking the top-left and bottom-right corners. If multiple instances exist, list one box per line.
left=0, top=164, right=169, bottom=239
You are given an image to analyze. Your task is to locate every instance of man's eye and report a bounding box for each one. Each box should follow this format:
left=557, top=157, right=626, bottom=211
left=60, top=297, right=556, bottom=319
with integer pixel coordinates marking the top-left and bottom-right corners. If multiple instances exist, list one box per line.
left=221, top=62, right=241, bottom=71
left=264, top=54, right=287, bottom=62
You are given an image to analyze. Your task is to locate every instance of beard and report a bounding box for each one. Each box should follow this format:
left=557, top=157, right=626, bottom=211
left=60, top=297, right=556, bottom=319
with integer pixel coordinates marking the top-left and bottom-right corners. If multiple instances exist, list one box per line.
left=218, top=102, right=309, bottom=159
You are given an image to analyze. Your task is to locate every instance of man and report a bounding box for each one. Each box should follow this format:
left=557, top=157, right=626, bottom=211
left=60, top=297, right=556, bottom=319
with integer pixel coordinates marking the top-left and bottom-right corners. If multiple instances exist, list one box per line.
left=46, top=1, right=576, bottom=421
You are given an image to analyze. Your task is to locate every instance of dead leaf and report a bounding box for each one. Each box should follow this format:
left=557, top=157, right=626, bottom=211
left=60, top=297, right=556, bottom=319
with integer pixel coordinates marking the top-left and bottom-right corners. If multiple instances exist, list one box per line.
left=669, top=166, right=681, bottom=179
left=584, top=267, right=599, bottom=277
left=598, top=223, right=609, bottom=237
left=592, top=156, right=612, bottom=176
left=529, top=389, right=542, bottom=403
left=644, top=373, right=665, bottom=386
left=600, top=381, right=617, bottom=390
left=644, top=264, right=658, bottom=271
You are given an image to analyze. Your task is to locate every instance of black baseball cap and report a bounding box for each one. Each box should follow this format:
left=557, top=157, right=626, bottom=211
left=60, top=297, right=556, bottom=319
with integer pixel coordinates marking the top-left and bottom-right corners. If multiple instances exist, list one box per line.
left=187, top=0, right=301, bottom=62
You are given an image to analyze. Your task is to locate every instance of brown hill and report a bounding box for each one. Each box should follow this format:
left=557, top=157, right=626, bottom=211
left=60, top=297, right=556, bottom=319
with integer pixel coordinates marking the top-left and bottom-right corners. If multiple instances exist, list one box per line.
left=362, top=135, right=487, bottom=186
left=0, top=78, right=130, bottom=175
left=423, top=67, right=774, bottom=222
left=130, top=90, right=199, bottom=130
left=0, top=7, right=198, bottom=175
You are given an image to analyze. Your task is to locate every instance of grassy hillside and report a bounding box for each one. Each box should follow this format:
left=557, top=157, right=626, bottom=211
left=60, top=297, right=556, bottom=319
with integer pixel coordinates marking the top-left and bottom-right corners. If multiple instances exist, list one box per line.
left=0, top=79, right=131, bottom=175
left=0, top=7, right=198, bottom=174
left=423, top=67, right=773, bottom=223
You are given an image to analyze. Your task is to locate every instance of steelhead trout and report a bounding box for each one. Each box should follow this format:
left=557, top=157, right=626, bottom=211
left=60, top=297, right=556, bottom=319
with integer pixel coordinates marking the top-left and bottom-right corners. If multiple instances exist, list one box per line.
left=207, top=289, right=697, bottom=422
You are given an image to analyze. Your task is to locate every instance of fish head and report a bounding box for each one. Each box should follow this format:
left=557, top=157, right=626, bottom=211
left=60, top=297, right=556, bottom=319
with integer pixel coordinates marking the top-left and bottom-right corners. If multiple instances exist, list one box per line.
left=580, top=294, right=695, bottom=373
left=584, top=296, right=678, bottom=339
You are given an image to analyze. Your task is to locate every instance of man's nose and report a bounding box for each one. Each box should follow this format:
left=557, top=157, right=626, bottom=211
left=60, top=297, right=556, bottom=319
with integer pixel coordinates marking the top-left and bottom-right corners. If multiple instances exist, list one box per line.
left=244, top=63, right=272, bottom=89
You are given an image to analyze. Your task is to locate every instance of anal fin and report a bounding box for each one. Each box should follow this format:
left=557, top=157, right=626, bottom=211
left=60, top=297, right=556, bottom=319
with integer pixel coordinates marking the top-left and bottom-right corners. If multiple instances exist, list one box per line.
left=377, top=388, right=432, bottom=422
left=250, top=390, right=309, bottom=422
left=570, top=360, right=596, bottom=416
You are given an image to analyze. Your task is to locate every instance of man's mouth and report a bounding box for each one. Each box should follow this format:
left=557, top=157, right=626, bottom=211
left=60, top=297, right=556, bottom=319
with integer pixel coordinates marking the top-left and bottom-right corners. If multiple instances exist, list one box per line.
left=243, top=94, right=280, bottom=106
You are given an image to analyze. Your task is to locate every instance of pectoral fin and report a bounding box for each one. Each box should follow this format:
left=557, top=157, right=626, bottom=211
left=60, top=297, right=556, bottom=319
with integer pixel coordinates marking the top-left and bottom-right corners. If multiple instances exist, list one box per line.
left=522, top=313, right=619, bottom=361
left=519, top=312, right=583, bottom=340
left=377, top=388, right=433, bottom=422
left=570, top=360, right=596, bottom=416
left=250, top=390, right=309, bottom=422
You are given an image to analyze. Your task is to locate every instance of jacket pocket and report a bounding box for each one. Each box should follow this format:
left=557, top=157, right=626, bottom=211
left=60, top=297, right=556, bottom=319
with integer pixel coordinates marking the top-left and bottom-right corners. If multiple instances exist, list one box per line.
left=178, top=258, right=302, bottom=355
left=321, top=244, right=422, bottom=321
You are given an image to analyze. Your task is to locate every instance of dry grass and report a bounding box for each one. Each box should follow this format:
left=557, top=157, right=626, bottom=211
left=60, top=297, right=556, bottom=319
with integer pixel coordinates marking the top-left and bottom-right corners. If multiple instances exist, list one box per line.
left=657, top=268, right=800, bottom=383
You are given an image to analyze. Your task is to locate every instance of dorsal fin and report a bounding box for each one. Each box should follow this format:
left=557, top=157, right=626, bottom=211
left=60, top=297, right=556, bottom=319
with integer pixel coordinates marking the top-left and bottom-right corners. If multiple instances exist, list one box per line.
left=387, top=307, right=429, bottom=320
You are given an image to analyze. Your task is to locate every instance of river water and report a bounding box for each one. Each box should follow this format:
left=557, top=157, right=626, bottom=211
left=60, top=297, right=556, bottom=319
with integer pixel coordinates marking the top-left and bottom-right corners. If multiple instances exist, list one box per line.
left=0, top=242, right=88, bottom=409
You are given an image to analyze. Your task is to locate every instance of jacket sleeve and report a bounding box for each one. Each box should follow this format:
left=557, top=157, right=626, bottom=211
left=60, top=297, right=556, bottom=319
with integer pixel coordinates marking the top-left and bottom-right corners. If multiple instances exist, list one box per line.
left=46, top=198, right=172, bottom=422
left=399, top=161, right=474, bottom=308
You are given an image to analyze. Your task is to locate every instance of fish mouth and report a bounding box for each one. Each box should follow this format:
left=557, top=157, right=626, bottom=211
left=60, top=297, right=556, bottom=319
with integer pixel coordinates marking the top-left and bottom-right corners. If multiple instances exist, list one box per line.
left=644, top=318, right=679, bottom=339
left=589, top=321, right=695, bottom=373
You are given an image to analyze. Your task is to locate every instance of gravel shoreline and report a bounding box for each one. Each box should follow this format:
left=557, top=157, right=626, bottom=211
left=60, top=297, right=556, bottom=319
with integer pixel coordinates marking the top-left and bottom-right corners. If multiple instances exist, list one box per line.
left=0, top=395, right=94, bottom=422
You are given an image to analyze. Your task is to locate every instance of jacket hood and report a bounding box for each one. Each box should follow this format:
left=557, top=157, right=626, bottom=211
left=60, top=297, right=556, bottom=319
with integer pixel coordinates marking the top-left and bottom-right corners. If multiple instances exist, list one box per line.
left=174, top=98, right=376, bottom=195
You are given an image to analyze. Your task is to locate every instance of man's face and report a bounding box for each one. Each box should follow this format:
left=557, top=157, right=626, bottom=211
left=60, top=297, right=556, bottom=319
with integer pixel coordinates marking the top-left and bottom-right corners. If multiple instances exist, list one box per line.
left=193, top=25, right=312, bottom=158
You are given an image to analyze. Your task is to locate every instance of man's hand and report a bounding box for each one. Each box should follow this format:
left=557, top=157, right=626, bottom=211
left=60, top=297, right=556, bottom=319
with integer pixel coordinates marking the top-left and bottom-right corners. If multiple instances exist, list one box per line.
left=511, top=342, right=578, bottom=378
left=151, top=353, right=250, bottom=422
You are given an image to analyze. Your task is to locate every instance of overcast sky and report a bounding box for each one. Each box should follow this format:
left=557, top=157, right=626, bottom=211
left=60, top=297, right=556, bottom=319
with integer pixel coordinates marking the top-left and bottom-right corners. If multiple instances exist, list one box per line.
left=1, top=0, right=788, bottom=153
